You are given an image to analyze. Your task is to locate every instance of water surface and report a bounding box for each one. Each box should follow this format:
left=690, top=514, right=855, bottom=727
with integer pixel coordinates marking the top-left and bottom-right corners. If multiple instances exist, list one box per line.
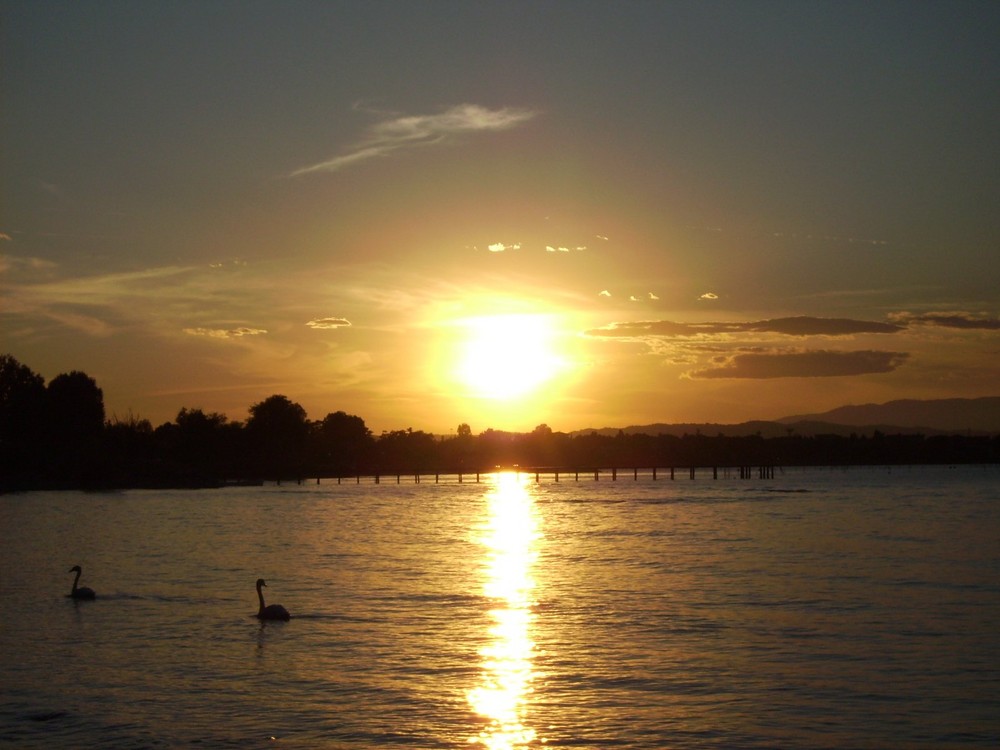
left=2, top=465, right=998, bottom=748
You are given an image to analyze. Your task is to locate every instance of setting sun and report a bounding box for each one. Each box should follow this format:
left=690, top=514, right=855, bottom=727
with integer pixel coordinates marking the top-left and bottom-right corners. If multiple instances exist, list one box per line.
left=455, top=314, right=566, bottom=400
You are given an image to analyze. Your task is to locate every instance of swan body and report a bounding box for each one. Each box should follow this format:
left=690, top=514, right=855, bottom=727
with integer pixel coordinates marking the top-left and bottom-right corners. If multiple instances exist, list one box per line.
left=68, top=565, right=96, bottom=600
left=255, top=578, right=290, bottom=621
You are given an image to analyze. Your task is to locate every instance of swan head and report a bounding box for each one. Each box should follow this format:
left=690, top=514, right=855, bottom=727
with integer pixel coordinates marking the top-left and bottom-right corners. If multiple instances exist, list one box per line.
left=256, top=578, right=267, bottom=589
left=69, top=565, right=82, bottom=574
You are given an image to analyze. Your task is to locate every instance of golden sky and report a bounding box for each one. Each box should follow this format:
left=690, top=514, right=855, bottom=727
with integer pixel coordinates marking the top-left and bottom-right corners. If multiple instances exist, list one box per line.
left=2, top=2, right=998, bottom=433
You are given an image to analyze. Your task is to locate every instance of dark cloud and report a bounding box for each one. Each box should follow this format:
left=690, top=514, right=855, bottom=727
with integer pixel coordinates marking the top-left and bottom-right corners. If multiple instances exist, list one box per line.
left=586, top=316, right=903, bottom=339
left=760, top=317, right=904, bottom=336
left=689, top=349, right=909, bottom=379
left=889, top=312, right=1000, bottom=330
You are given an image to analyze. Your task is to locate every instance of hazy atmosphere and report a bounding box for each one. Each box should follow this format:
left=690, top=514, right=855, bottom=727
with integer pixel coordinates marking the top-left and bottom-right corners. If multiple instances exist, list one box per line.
left=3, top=1, right=998, bottom=433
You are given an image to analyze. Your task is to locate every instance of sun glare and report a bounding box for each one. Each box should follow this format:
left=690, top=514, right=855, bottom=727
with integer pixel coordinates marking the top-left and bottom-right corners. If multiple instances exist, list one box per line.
left=468, top=471, right=539, bottom=748
left=455, top=313, right=566, bottom=400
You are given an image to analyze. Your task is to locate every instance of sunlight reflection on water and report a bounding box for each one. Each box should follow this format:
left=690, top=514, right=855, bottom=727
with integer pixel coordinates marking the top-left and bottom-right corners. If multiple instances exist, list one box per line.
left=468, top=472, right=540, bottom=748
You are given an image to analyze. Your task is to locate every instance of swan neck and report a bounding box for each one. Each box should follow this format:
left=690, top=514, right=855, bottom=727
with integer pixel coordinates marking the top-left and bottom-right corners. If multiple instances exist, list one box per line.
left=72, top=569, right=81, bottom=592
left=257, top=582, right=265, bottom=613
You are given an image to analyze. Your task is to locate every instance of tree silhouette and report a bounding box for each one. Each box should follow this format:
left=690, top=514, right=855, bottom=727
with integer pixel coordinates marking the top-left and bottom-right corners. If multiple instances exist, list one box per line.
left=154, top=408, right=239, bottom=484
left=314, top=410, right=373, bottom=476
left=46, top=370, right=106, bottom=485
left=0, top=355, right=48, bottom=489
left=105, top=412, right=157, bottom=486
left=245, top=395, right=309, bottom=479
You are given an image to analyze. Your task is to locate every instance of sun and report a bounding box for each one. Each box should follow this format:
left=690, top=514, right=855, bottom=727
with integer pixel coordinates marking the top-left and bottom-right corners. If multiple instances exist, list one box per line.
left=454, top=313, right=566, bottom=400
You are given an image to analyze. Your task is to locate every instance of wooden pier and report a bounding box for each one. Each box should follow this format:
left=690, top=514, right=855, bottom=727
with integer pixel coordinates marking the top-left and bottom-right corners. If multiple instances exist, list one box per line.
left=271, top=465, right=778, bottom=485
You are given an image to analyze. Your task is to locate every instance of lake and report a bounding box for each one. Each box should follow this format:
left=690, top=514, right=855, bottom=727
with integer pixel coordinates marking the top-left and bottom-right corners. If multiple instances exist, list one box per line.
left=1, top=465, right=998, bottom=748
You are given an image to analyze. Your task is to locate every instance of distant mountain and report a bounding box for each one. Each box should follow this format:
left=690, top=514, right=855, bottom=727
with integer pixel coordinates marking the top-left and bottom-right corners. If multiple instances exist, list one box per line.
left=777, top=397, right=1000, bottom=433
left=571, top=421, right=796, bottom=439
left=570, top=398, right=1000, bottom=438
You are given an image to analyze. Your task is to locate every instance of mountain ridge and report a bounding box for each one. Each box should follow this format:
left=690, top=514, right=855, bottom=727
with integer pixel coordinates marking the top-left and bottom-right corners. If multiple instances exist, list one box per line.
left=570, top=397, right=1000, bottom=438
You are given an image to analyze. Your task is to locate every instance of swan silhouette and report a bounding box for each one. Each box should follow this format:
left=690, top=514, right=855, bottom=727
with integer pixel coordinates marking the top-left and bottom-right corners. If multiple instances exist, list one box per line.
left=67, top=565, right=96, bottom=600
left=255, top=578, right=290, bottom=621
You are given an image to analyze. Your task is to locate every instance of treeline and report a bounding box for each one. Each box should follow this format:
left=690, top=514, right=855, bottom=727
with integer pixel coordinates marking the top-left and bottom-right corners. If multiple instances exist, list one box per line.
left=2, top=354, right=998, bottom=491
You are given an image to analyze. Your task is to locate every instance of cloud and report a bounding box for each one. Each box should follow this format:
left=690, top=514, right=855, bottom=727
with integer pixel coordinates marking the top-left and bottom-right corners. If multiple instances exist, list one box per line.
left=760, top=317, right=904, bottom=336
left=585, top=316, right=904, bottom=339
left=291, top=104, right=536, bottom=176
left=0, top=233, right=12, bottom=242
left=306, top=317, right=351, bottom=329
left=2, top=263, right=214, bottom=336
left=0, top=254, right=58, bottom=276
left=699, top=292, right=718, bottom=301
left=34, top=309, right=114, bottom=337
left=488, top=242, right=521, bottom=253
left=688, top=349, right=910, bottom=379
left=545, top=245, right=572, bottom=253
left=889, top=311, right=1000, bottom=330
left=598, top=290, right=611, bottom=297
left=183, top=327, right=267, bottom=339
left=648, top=292, right=659, bottom=300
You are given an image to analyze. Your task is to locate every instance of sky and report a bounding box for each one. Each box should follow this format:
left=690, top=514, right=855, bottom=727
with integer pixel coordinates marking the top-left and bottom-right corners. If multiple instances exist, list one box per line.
left=2, top=1, right=999, bottom=435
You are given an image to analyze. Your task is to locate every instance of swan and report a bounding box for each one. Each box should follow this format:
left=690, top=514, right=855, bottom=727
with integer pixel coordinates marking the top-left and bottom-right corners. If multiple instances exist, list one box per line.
left=255, top=578, right=290, bottom=621
left=67, top=565, right=96, bottom=600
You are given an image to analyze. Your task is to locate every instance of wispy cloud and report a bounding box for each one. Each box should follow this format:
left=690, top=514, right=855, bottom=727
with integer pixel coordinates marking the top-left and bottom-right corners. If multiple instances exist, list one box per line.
left=688, top=349, right=909, bottom=379
left=290, top=104, right=536, bottom=176
left=487, top=242, right=521, bottom=253
left=306, top=317, right=351, bottom=329
left=0, top=253, right=57, bottom=276
left=183, top=327, right=267, bottom=339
